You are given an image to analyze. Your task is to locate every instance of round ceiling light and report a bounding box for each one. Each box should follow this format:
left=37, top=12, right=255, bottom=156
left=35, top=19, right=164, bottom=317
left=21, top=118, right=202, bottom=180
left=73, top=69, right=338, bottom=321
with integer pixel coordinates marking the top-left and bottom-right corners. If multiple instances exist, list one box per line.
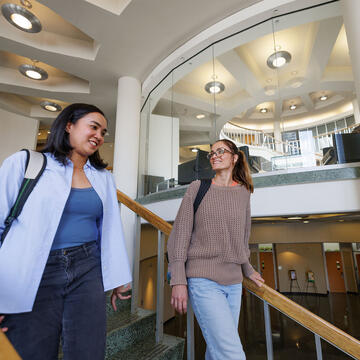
left=19, top=64, right=48, bottom=80
left=1, top=3, right=41, bottom=33
left=320, top=95, right=328, bottom=101
left=205, top=81, right=225, bottom=94
left=260, top=108, right=268, bottom=113
left=289, top=104, right=297, bottom=110
left=267, top=51, right=292, bottom=69
left=196, top=114, right=205, bottom=119
left=40, top=101, right=62, bottom=112
left=191, top=148, right=199, bottom=153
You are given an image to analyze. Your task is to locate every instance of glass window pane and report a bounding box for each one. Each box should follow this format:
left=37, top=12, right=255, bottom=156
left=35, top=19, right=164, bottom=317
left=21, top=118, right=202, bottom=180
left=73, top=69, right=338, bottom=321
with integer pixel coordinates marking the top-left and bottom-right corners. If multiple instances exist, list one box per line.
left=346, top=115, right=355, bottom=127
left=336, top=118, right=346, bottom=130
left=317, top=125, right=326, bottom=135
left=326, top=122, right=335, bottom=133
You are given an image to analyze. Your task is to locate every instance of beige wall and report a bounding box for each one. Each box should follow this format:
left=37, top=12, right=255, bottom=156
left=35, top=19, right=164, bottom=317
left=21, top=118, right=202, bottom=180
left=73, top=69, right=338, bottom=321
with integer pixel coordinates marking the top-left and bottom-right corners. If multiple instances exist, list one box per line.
left=99, top=142, right=114, bottom=168
left=250, top=222, right=360, bottom=244
left=0, top=108, right=39, bottom=165
left=276, top=243, right=328, bottom=294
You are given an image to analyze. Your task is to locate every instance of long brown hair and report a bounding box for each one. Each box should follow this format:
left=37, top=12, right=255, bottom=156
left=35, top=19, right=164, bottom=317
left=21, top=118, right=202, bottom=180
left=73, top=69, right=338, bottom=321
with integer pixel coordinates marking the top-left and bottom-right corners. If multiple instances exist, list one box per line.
left=213, top=139, right=254, bottom=193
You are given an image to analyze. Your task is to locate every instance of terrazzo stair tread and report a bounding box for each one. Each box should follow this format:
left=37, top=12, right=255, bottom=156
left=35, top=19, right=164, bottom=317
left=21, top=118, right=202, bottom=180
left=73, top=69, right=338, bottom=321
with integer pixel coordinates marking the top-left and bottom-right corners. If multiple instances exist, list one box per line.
left=106, top=308, right=156, bottom=358
left=106, top=291, right=132, bottom=316
left=108, top=334, right=185, bottom=360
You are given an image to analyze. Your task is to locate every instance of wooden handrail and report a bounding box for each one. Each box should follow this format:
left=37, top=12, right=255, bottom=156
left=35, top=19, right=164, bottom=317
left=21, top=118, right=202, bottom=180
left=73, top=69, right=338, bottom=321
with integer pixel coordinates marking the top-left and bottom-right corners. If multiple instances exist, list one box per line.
left=117, top=189, right=360, bottom=359
left=0, top=331, right=21, bottom=360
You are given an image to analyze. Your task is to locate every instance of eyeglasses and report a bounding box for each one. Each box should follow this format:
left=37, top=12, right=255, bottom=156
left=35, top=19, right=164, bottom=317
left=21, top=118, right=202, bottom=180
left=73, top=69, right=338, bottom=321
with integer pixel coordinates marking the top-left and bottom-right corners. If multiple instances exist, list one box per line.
left=207, top=147, right=233, bottom=159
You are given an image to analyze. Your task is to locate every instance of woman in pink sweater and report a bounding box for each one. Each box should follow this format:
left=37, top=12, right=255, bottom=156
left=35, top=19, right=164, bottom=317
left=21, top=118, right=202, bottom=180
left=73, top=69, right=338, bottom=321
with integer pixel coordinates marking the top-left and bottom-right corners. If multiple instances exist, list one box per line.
left=167, top=139, right=264, bottom=360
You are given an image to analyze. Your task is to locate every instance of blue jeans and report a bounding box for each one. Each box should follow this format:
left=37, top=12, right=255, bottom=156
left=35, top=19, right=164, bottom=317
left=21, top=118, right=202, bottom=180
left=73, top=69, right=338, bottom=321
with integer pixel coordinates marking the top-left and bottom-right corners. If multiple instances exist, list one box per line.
left=188, top=278, right=246, bottom=360
left=4, top=241, right=106, bottom=360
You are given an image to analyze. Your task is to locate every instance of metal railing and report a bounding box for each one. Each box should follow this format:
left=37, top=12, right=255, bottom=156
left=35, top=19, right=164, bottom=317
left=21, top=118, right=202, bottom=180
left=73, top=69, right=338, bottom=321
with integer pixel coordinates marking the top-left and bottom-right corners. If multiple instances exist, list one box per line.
left=314, top=123, right=359, bottom=151
left=116, top=189, right=360, bottom=360
left=222, top=123, right=301, bottom=156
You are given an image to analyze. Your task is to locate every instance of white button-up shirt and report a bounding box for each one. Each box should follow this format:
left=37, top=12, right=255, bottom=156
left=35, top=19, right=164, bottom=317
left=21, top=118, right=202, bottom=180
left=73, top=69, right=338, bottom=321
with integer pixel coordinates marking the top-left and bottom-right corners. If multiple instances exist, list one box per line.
left=0, top=151, right=132, bottom=314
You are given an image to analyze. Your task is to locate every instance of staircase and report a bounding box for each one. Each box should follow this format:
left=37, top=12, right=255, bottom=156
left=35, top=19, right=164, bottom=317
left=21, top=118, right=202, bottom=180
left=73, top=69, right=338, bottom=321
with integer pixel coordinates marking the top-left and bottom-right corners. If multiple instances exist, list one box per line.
left=105, top=294, right=184, bottom=360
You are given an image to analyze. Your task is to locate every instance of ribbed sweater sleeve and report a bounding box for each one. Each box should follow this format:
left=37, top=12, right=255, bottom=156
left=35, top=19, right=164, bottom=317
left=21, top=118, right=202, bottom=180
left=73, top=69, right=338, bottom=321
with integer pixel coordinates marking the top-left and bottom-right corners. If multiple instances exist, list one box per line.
left=167, top=181, right=199, bottom=286
left=241, top=200, right=255, bottom=278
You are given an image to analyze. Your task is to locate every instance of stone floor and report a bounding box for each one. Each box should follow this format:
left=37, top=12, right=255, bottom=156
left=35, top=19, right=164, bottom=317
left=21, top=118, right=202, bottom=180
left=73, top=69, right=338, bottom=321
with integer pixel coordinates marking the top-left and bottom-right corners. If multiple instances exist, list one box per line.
left=164, top=292, right=360, bottom=359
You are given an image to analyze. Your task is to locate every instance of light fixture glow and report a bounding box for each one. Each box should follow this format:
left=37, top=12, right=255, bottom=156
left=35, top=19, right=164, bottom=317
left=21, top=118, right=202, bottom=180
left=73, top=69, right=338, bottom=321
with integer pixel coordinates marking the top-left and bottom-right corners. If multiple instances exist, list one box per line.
left=19, top=64, right=48, bottom=80
left=264, top=86, right=276, bottom=96
left=191, top=148, right=199, bottom=153
left=290, top=104, right=297, bottom=110
left=303, top=220, right=309, bottom=224
left=1, top=3, right=41, bottom=33
left=40, top=101, right=62, bottom=112
left=320, top=95, right=328, bottom=101
left=196, top=114, right=205, bottom=119
left=260, top=108, right=268, bottom=113
left=267, top=51, right=291, bottom=69
left=205, top=81, right=225, bottom=94
left=287, top=216, right=302, bottom=220
left=10, top=13, right=32, bottom=29
left=26, top=69, right=41, bottom=79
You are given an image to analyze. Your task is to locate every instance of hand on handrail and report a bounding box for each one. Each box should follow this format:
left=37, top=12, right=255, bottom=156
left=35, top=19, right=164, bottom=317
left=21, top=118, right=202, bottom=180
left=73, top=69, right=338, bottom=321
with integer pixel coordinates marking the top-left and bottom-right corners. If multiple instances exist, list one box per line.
left=111, top=283, right=132, bottom=311
left=248, top=271, right=265, bottom=288
left=0, top=315, right=8, bottom=333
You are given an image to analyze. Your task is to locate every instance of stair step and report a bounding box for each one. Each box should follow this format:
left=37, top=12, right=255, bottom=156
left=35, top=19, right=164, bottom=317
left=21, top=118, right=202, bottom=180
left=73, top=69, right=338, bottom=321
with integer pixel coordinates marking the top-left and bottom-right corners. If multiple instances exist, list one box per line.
left=108, top=334, right=185, bottom=360
left=106, top=308, right=156, bottom=358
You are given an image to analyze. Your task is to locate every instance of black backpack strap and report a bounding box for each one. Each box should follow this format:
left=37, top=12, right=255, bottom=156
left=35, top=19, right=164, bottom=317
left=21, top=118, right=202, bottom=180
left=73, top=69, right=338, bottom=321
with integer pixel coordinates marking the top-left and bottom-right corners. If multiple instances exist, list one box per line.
left=0, top=150, right=47, bottom=246
left=193, top=179, right=212, bottom=214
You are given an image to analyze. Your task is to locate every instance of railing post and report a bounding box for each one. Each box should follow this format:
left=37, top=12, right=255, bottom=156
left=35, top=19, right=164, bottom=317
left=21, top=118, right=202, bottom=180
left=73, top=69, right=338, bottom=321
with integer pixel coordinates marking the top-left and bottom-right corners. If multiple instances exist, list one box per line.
left=156, top=230, right=165, bottom=343
left=131, top=215, right=141, bottom=314
left=263, top=301, right=274, bottom=360
left=315, top=334, right=323, bottom=360
left=187, top=302, right=195, bottom=360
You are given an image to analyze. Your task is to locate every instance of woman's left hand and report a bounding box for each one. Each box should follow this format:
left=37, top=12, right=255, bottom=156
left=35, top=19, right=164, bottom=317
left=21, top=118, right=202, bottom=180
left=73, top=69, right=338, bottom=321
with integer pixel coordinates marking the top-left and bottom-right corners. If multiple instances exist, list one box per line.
left=0, top=315, right=8, bottom=333
left=249, top=271, right=265, bottom=287
left=111, top=283, right=132, bottom=311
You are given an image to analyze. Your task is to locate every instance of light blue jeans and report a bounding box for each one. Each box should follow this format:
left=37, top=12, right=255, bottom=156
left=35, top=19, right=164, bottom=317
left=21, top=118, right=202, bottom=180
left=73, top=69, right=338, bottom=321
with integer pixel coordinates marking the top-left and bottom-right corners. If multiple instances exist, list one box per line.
left=188, top=277, right=246, bottom=360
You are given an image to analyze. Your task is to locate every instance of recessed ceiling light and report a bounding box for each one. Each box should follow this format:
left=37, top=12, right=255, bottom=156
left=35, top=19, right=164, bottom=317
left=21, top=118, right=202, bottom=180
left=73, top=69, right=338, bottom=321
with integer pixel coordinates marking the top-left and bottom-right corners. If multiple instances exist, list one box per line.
left=47, top=130, right=51, bottom=134
left=267, top=51, right=291, bottom=69
left=287, top=216, right=302, bottom=220
left=260, top=108, right=268, bottom=113
left=320, top=95, right=328, bottom=101
left=191, top=148, right=199, bottom=153
left=205, top=81, right=225, bottom=94
left=40, top=101, right=62, bottom=112
left=290, top=104, right=297, bottom=110
left=1, top=3, right=41, bottom=33
left=291, top=70, right=298, bottom=75
left=196, top=114, right=205, bottom=119
left=291, top=81, right=302, bottom=88
left=38, top=132, right=41, bottom=136
left=19, top=64, right=48, bottom=80
left=303, top=220, right=309, bottom=224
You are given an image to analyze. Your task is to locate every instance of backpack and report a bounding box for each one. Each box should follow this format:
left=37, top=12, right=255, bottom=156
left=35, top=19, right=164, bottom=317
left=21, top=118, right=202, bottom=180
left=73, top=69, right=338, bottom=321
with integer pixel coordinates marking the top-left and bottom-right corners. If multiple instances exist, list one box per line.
left=0, top=150, right=47, bottom=246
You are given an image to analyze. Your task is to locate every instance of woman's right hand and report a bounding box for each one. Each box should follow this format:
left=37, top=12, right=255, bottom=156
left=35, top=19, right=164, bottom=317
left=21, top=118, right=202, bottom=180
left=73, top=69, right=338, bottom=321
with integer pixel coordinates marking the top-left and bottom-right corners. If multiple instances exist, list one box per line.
left=171, top=285, right=188, bottom=314
left=0, top=315, right=8, bottom=333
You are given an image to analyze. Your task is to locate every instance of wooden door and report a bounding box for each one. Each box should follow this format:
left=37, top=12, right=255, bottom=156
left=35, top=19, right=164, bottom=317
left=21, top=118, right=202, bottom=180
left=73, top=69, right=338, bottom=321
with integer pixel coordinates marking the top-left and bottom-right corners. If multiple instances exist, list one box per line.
left=326, top=252, right=346, bottom=293
left=259, top=252, right=275, bottom=289
left=356, top=254, right=360, bottom=278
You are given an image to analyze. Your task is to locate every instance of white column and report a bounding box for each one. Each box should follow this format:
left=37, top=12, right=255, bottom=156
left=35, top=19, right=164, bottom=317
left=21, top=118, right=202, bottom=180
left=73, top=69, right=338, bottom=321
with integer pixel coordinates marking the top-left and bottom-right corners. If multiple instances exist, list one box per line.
left=273, top=120, right=282, bottom=153
left=352, top=99, right=360, bottom=124
left=343, top=0, right=360, bottom=106
left=113, top=76, right=141, bottom=269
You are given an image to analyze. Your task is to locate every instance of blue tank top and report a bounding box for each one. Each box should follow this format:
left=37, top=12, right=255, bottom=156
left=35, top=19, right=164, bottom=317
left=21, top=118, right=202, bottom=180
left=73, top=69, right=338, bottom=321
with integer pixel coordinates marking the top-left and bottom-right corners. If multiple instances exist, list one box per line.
left=51, top=187, right=103, bottom=250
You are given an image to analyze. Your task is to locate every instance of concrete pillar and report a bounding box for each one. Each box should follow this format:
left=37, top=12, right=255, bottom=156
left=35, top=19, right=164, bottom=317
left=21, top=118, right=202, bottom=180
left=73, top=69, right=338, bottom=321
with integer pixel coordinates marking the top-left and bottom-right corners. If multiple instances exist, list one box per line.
left=343, top=0, right=360, bottom=106
left=352, top=99, right=360, bottom=124
left=113, top=76, right=141, bottom=269
left=273, top=120, right=282, bottom=153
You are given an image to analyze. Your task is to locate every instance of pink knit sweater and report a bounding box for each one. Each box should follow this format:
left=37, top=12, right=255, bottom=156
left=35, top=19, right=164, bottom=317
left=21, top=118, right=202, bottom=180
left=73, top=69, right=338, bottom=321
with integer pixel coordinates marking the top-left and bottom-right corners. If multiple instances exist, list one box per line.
left=167, top=180, right=255, bottom=286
